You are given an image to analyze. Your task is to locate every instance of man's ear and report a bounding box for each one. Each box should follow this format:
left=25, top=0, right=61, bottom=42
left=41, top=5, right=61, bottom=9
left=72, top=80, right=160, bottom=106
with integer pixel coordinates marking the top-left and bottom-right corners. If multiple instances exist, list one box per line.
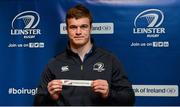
left=66, top=25, right=69, bottom=34
left=90, top=24, right=93, bottom=32
left=66, top=24, right=68, bottom=30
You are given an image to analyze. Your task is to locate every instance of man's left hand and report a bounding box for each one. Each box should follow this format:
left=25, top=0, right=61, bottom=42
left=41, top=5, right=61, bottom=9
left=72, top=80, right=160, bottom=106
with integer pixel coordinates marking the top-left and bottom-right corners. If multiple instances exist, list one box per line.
left=92, top=79, right=109, bottom=98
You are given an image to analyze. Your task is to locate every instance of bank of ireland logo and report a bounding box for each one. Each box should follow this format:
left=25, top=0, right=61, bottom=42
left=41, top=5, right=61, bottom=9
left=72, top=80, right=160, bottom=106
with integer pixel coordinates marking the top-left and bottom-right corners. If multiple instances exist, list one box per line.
left=93, top=62, right=105, bottom=72
left=133, top=9, right=165, bottom=38
left=11, top=11, right=41, bottom=38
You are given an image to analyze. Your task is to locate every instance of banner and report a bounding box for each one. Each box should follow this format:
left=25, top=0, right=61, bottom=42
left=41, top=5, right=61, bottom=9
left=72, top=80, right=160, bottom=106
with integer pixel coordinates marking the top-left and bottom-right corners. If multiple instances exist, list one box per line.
left=0, top=0, right=179, bottom=105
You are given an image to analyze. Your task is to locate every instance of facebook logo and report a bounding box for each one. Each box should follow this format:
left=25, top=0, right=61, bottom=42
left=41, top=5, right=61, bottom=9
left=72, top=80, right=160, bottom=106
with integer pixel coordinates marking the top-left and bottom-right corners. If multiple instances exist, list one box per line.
left=29, top=42, right=44, bottom=48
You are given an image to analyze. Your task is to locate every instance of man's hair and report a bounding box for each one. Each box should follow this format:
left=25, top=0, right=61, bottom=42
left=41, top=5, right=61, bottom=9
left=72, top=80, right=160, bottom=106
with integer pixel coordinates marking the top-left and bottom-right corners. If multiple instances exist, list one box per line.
left=66, top=4, right=93, bottom=27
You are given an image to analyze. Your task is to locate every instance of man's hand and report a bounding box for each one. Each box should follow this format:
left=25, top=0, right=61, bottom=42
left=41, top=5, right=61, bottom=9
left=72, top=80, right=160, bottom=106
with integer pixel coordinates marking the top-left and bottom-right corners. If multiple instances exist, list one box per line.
left=47, top=80, right=62, bottom=101
left=92, top=79, right=109, bottom=98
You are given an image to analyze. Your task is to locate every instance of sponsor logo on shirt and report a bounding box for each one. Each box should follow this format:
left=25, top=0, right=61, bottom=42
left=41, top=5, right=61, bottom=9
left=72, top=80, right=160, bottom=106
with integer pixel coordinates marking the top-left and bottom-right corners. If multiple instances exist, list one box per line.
left=61, top=66, right=69, bottom=72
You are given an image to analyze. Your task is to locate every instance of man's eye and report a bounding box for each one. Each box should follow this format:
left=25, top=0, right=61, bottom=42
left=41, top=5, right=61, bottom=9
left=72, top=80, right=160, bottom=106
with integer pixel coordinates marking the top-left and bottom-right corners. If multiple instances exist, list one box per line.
left=69, top=26, right=77, bottom=29
left=69, top=25, right=89, bottom=30
left=80, top=25, right=88, bottom=29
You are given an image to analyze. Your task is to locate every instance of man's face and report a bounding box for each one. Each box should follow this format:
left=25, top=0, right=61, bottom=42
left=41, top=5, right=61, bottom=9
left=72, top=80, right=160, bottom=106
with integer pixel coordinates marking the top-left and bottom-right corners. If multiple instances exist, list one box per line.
left=67, top=17, right=91, bottom=47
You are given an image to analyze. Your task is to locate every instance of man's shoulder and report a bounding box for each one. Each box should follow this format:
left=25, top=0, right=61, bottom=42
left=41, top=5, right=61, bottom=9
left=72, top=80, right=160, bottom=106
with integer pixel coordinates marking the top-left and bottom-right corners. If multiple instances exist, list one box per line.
left=95, top=47, right=116, bottom=58
left=55, top=50, right=67, bottom=59
left=48, top=50, right=67, bottom=64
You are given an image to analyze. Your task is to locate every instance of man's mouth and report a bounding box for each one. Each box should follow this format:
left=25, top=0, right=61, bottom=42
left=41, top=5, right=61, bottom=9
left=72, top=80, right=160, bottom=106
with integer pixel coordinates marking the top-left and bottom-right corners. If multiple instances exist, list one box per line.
left=74, top=36, right=85, bottom=39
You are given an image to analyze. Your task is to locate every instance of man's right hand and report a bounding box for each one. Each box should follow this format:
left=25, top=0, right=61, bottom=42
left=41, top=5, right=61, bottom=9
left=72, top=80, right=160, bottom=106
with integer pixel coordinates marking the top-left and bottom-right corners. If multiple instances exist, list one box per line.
left=47, top=80, right=62, bottom=101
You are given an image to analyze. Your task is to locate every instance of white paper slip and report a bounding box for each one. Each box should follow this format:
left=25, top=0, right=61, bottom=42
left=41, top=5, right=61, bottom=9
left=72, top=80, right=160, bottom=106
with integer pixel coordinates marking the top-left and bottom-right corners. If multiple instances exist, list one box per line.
left=61, top=79, right=92, bottom=87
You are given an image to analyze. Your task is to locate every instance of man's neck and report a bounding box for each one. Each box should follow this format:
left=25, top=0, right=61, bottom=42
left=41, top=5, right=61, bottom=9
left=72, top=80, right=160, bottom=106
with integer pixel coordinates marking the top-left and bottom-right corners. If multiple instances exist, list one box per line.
left=71, top=41, right=92, bottom=61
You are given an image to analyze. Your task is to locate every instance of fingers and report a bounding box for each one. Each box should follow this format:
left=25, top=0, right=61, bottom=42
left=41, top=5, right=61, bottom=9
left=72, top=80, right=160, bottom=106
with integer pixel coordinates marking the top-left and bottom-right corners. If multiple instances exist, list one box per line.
left=47, top=79, right=109, bottom=99
left=47, top=80, right=63, bottom=96
left=92, top=80, right=108, bottom=87
left=92, top=79, right=109, bottom=98
left=93, top=85, right=108, bottom=92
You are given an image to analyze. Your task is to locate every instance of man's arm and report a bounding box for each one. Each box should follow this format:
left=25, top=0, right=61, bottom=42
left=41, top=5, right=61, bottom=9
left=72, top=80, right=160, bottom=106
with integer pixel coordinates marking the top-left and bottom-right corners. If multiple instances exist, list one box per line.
left=107, top=55, right=135, bottom=105
left=33, top=65, right=58, bottom=106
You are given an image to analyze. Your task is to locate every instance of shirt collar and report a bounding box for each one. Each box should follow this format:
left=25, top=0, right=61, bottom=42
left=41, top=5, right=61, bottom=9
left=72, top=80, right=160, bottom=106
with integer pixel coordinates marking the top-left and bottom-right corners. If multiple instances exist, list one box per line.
left=66, top=38, right=96, bottom=56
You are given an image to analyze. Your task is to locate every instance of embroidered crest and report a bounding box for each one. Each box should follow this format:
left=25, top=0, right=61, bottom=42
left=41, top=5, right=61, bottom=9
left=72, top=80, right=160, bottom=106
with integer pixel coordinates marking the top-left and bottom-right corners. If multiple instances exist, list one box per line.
left=93, top=62, right=105, bottom=72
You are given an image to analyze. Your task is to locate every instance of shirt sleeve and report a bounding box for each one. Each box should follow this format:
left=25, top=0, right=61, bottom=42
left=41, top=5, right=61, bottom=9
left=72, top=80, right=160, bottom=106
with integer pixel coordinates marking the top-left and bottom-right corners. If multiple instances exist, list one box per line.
left=107, top=55, right=135, bottom=105
left=33, top=65, right=58, bottom=106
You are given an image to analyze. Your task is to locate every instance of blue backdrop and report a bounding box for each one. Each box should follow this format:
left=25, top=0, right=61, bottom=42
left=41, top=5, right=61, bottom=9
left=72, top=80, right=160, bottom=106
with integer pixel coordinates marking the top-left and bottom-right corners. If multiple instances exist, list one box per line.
left=0, top=0, right=179, bottom=106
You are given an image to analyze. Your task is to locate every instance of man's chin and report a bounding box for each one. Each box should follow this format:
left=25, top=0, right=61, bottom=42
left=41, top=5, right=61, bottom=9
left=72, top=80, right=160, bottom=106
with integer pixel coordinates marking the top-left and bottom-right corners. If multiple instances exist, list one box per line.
left=71, top=39, right=89, bottom=47
left=72, top=41, right=87, bottom=46
left=74, top=42, right=86, bottom=46
left=74, top=40, right=85, bottom=44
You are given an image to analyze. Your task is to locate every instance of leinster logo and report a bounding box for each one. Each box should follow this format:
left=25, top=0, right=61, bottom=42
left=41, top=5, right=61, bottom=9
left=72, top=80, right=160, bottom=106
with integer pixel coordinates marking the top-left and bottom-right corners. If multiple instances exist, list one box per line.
left=134, top=9, right=164, bottom=28
left=93, top=62, right=105, bottom=72
left=12, top=11, right=40, bottom=29
left=133, top=9, right=165, bottom=38
left=11, top=11, right=41, bottom=39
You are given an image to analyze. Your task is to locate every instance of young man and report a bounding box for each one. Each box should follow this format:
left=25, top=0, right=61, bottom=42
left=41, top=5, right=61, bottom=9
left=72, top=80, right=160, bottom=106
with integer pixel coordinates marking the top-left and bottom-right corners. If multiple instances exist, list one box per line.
left=34, top=4, right=135, bottom=106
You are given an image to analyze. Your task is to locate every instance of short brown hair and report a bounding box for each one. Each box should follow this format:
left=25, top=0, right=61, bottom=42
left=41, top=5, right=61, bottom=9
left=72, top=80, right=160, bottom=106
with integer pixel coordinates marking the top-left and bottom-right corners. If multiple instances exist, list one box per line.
left=66, top=4, right=93, bottom=27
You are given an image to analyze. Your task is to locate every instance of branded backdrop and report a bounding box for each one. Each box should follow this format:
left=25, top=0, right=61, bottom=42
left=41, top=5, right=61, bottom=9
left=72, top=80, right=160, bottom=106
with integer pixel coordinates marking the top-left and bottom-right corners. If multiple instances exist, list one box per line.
left=0, top=0, right=179, bottom=106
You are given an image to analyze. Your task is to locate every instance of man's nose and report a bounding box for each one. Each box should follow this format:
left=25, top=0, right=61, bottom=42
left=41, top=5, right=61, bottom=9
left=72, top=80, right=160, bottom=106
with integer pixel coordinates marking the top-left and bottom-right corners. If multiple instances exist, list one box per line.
left=76, top=27, right=82, bottom=35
